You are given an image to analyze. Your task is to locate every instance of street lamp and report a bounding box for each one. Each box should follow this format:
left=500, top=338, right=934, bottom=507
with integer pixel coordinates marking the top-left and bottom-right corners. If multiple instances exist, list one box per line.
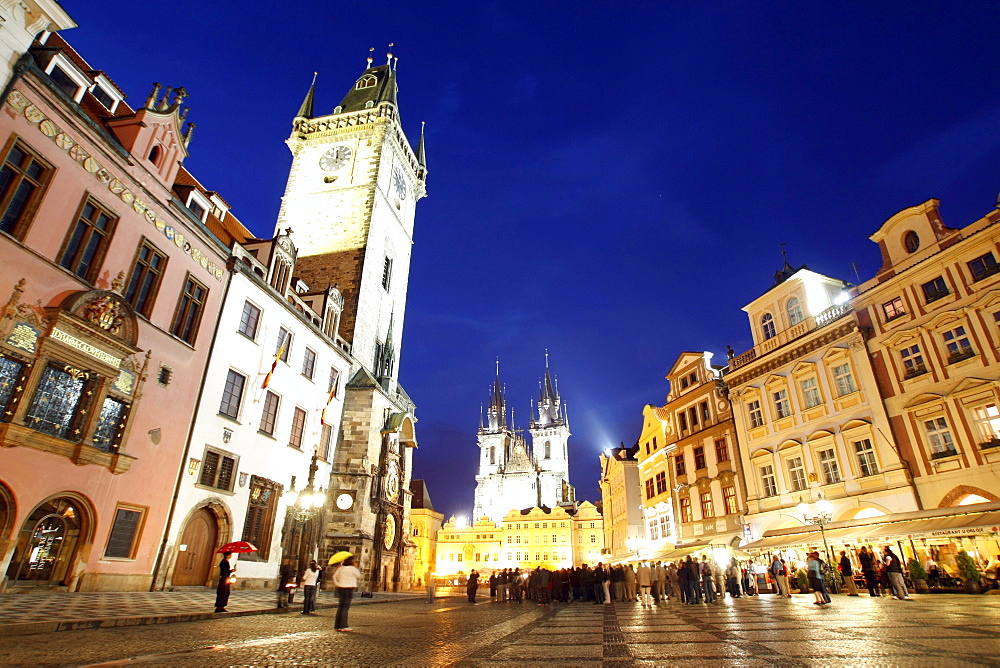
left=283, top=451, right=327, bottom=574
left=796, top=494, right=838, bottom=593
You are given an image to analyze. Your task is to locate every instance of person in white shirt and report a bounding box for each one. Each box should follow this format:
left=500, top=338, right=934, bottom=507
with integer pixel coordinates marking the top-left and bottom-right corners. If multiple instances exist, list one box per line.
left=300, top=560, right=321, bottom=615
left=332, top=555, right=362, bottom=631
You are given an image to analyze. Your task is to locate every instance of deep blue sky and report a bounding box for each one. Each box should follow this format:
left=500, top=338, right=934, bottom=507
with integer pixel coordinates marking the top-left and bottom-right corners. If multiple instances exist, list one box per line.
left=63, top=1, right=1000, bottom=518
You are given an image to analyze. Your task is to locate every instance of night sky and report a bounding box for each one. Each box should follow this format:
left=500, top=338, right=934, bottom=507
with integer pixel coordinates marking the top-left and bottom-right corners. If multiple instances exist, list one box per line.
left=62, top=1, right=1000, bottom=518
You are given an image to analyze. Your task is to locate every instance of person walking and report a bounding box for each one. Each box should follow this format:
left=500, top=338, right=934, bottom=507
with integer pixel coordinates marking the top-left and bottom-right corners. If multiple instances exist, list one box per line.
left=727, top=558, right=741, bottom=598
left=467, top=569, right=480, bottom=603
left=883, top=547, right=912, bottom=600
left=214, top=551, right=233, bottom=613
left=277, top=558, right=296, bottom=609
left=685, top=556, right=701, bottom=604
left=700, top=555, right=715, bottom=604
left=624, top=563, right=637, bottom=602
left=650, top=561, right=662, bottom=603
left=669, top=563, right=682, bottom=601
left=858, top=546, right=880, bottom=597
left=808, top=552, right=831, bottom=605
left=300, top=559, right=321, bottom=614
left=636, top=562, right=652, bottom=605
left=332, top=555, right=362, bottom=631
left=770, top=555, right=787, bottom=597
left=839, top=551, right=859, bottom=596
left=511, top=568, right=523, bottom=602
left=424, top=567, right=436, bottom=603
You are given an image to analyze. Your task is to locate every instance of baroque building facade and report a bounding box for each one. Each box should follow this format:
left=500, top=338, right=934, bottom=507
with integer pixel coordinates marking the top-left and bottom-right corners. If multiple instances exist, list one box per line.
left=275, top=53, right=428, bottom=591
left=598, top=442, right=643, bottom=562
left=0, top=29, right=235, bottom=591
left=727, top=262, right=921, bottom=543
left=473, top=358, right=575, bottom=525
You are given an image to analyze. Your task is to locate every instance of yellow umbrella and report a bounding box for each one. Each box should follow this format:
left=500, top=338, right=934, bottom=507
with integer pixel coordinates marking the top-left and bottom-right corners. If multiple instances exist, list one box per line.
left=328, top=551, right=353, bottom=565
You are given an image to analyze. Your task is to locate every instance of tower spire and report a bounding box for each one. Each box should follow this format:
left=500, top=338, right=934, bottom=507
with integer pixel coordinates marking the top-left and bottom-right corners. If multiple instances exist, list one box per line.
left=296, top=72, right=317, bottom=119
left=416, top=121, right=427, bottom=178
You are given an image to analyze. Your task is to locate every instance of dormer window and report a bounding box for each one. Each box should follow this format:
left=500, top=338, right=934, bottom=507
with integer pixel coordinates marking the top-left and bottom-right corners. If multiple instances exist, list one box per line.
left=89, top=76, right=123, bottom=114
left=904, top=231, right=920, bottom=253
left=184, top=191, right=211, bottom=223
left=147, top=145, right=162, bottom=166
left=356, top=74, right=377, bottom=90
left=44, top=54, right=91, bottom=103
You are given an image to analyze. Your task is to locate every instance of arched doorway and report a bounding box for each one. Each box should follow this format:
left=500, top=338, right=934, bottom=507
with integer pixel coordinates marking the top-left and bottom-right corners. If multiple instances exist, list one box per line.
left=6, top=497, right=89, bottom=586
left=173, top=507, right=218, bottom=586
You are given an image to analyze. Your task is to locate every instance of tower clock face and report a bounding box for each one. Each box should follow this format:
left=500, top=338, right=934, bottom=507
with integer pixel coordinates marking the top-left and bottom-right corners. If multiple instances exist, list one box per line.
left=384, top=460, right=400, bottom=501
left=392, top=166, right=407, bottom=200
left=319, top=146, right=352, bottom=171
left=335, top=493, right=354, bottom=510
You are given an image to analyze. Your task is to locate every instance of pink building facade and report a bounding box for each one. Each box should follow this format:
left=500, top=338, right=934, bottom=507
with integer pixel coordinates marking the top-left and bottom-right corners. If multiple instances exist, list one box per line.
left=0, top=32, right=235, bottom=591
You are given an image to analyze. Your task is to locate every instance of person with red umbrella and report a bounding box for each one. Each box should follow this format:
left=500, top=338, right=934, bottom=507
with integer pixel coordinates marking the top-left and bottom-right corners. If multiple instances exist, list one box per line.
left=214, top=541, right=256, bottom=613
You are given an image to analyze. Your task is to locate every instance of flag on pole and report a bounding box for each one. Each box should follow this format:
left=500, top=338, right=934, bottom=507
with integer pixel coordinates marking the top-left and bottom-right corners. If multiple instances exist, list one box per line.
left=321, top=372, right=340, bottom=425
left=261, top=343, right=285, bottom=390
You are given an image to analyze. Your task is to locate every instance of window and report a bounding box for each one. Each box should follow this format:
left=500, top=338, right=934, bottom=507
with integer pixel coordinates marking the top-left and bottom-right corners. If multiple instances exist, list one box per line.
left=0, top=357, right=25, bottom=414
left=760, top=465, right=777, bottom=497
left=973, top=404, right=1000, bottom=443
left=48, top=64, right=83, bottom=99
left=818, top=448, right=841, bottom=484
left=171, top=276, right=207, bottom=344
left=680, top=375, right=689, bottom=389
left=943, top=326, right=973, bottom=362
left=678, top=411, right=687, bottom=431
left=644, top=478, right=655, bottom=499
left=900, top=344, right=927, bottom=377
left=103, top=505, right=145, bottom=559
left=921, top=276, right=949, bottom=303
left=124, top=241, right=167, bottom=316
left=722, top=486, right=737, bottom=515
left=199, top=448, right=236, bottom=491
left=675, top=455, right=686, bottom=476
left=833, top=363, right=857, bottom=396
left=259, top=391, right=279, bottom=435
left=219, top=369, right=246, bottom=419
left=694, top=446, right=706, bottom=470
left=924, top=417, right=956, bottom=455
left=659, top=515, right=669, bottom=536
left=655, top=471, right=667, bottom=495
left=715, top=438, right=729, bottom=462
left=747, top=400, right=764, bottom=428
left=679, top=497, right=693, bottom=523
left=92, top=397, right=128, bottom=452
left=689, top=406, right=699, bottom=427
left=968, top=252, right=1000, bottom=281
left=91, top=84, right=117, bottom=111
left=60, top=199, right=117, bottom=282
left=302, top=348, right=317, bottom=379
left=904, top=231, right=920, bottom=253
left=787, top=456, right=806, bottom=491
left=761, top=313, right=776, bottom=340
left=25, top=364, right=87, bottom=439
left=544, top=441, right=551, bottom=458
left=289, top=407, right=306, bottom=448
left=700, top=401, right=710, bottom=423
left=238, top=301, right=262, bottom=340
left=787, top=297, right=803, bottom=325
left=382, top=256, right=393, bottom=291
left=882, top=297, right=906, bottom=321
left=648, top=519, right=659, bottom=541
left=773, top=389, right=791, bottom=419
left=489, top=446, right=495, bottom=464
left=242, top=477, right=279, bottom=559
left=0, top=141, right=51, bottom=238
left=319, top=422, right=333, bottom=460
left=356, top=74, right=377, bottom=90
left=328, top=367, right=341, bottom=397
left=700, top=494, right=714, bottom=519
left=853, top=439, right=879, bottom=477
left=801, top=377, right=821, bottom=408
left=186, top=198, right=206, bottom=222
left=275, top=327, right=292, bottom=362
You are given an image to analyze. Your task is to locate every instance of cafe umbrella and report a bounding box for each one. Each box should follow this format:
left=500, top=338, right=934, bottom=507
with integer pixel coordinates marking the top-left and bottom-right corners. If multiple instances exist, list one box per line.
left=218, top=541, right=258, bottom=553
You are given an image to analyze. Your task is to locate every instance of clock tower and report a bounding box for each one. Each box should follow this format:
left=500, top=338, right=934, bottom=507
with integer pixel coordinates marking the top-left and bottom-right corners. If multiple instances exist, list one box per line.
left=277, top=52, right=427, bottom=592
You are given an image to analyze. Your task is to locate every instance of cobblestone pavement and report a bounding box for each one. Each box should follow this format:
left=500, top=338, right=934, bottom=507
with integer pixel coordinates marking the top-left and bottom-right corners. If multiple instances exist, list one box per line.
left=1, top=593, right=999, bottom=666
left=0, top=587, right=416, bottom=626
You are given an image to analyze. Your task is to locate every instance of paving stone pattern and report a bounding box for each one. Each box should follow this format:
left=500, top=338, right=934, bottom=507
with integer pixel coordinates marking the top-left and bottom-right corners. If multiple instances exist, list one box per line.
left=0, top=593, right=999, bottom=666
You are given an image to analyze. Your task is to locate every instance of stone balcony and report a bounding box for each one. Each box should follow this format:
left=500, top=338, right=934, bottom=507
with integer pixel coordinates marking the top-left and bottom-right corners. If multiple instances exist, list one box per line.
left=729, top=303, right=851, bottom=371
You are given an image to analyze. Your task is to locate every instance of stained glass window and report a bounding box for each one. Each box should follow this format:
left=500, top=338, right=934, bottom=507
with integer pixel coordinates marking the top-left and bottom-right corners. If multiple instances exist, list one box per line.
left=25, top=365, right=85, bottom=439
left=0, top=356, right=25, bottom=416
left=92, top=396, right=127, bottom=452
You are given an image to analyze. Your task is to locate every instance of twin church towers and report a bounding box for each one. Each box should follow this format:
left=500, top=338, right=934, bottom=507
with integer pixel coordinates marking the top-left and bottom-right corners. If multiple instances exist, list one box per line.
left=473, top=356, right=577, bottom=525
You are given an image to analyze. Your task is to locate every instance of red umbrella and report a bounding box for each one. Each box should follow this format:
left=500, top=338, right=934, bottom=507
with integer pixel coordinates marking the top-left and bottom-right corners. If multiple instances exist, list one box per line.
left=217, top=541, right=257, bottom=553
